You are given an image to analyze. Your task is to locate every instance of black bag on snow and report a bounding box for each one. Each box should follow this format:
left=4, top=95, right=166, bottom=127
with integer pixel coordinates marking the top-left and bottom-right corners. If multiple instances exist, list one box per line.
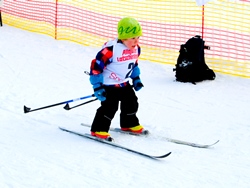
left=173, top=35, right=216, bottom=84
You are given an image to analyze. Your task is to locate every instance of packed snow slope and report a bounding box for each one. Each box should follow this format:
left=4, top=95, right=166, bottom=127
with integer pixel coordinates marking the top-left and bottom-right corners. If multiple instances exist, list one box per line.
left=1, top=25, right=250, bottom=188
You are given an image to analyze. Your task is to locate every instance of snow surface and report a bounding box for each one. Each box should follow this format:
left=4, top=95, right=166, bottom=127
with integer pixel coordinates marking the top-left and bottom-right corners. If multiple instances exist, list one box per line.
left=1, top=25, right=250, bottom=188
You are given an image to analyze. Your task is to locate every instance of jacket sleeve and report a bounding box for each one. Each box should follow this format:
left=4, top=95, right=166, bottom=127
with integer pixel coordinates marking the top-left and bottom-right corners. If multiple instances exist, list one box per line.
left=90, top=46, right=113, bottom=75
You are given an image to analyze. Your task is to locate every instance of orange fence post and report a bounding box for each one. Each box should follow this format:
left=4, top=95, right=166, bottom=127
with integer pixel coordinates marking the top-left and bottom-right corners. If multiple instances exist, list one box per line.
left=55, top=0, right=58, bottom=39
left=201, top=5, right=205, bottom=39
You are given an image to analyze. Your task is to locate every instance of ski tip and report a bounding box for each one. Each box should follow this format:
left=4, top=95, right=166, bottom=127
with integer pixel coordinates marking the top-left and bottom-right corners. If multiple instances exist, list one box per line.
left=154, top=152, right=172, bottom=159
left=200, top=140, right=220, bottom=148
left=202, top=140, right=220, bottom=148
left=212, top=140, right=220, bottom=146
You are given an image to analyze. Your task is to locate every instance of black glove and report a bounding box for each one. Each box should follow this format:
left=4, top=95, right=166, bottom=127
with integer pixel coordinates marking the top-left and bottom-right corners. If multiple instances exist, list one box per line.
left=133, top=76, right=144, bottom=91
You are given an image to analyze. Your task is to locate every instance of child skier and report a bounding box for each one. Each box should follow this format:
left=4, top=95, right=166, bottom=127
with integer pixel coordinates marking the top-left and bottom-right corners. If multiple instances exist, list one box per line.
left=89, top=17, right=144, bottom=139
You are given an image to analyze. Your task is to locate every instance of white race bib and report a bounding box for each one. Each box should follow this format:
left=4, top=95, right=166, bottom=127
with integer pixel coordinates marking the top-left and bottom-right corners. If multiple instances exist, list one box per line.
left=102, top=40, right=139, bottom=85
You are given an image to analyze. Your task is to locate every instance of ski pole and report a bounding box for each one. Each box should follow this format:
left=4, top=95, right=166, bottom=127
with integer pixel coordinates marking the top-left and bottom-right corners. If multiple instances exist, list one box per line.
left=64, top=98, right=98, bottom=110
left=24, top=94, right=95, bottom=113
left=84, top=71, right=90, bottom=75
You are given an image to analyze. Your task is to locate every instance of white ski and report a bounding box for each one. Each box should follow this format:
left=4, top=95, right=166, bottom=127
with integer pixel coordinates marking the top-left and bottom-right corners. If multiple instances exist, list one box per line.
left=59, top=127, right=171, bottom=160
left=80, top=123, right=219, bottom=148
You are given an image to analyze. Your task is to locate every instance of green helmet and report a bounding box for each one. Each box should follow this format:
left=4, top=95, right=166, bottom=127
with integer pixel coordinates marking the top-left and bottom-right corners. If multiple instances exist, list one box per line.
left=117, top=17, right=142, bottom=39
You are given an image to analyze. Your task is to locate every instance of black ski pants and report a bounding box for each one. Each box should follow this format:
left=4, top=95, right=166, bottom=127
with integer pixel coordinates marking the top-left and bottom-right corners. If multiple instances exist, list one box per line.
left=91, top=84, right=140, bottom=132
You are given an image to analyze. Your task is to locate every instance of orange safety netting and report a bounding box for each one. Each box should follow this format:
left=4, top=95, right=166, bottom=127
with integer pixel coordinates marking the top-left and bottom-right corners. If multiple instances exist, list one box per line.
left=1, top=0, right=250, bottom=78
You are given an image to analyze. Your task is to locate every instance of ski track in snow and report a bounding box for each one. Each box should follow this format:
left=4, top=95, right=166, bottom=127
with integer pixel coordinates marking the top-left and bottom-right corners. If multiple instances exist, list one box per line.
left=0, top=25, right=250, bottom=188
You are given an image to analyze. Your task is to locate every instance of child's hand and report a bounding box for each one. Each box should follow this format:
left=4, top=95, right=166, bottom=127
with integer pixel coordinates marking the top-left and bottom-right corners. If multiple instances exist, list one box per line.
left=94, top=87, right=106, bottom=101
left=133, top=78, right=144, bottom=91
left=89, top=74, right=106, bottom=101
